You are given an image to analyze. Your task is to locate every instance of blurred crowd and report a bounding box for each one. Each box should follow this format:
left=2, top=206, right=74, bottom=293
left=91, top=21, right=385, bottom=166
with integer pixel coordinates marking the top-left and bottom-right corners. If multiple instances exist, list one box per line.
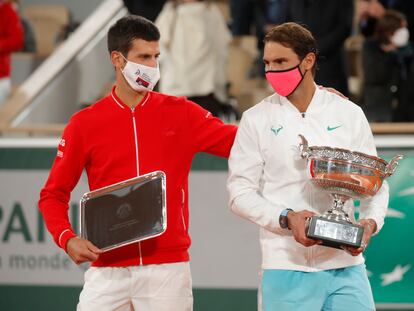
left=359, top=0, right=414, bottom=122
left=124, top=0, right=414, bottom=123
left=2, top=0, right=414, bottom=123
left=0, top=0, right=75, bottom=108
left=0, top=0, right=24, bottom=107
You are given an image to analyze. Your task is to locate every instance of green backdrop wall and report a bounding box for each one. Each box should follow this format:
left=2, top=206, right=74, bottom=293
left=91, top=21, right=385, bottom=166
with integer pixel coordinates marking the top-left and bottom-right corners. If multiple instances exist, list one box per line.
left=0, top=145, right=413, bottom=310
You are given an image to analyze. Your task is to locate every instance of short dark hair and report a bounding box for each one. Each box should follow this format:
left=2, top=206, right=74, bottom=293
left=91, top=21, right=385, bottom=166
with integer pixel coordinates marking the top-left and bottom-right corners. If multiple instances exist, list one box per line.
left=264, top=22, right=318, bottom=74
left=107, top=15, right=160, bottom=55
left=375, top=10, right=406, bottom=45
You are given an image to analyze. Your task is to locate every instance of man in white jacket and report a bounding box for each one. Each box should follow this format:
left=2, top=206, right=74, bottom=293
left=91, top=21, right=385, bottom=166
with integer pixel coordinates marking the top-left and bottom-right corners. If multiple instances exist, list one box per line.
left=227, top=22, right=388, bottom=311
left=155, top=0, right=231, bottom=117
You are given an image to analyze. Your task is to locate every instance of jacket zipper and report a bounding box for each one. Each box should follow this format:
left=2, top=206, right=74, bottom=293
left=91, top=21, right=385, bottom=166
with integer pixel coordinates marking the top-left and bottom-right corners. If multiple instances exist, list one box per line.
left=181, top=188, right=187, bottom=231
left=302, top=112, right=312, bottom=268
left=131, top=107, right=143, bottom=265
left=131, top=107, right=140, bottom=176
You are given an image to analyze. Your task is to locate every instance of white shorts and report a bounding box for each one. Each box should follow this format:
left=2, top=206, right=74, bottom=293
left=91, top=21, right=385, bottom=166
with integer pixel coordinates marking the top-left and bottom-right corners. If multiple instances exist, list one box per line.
left=0, top=77, right=11, bottom=106
left=77, top=262, right=193, bottom=311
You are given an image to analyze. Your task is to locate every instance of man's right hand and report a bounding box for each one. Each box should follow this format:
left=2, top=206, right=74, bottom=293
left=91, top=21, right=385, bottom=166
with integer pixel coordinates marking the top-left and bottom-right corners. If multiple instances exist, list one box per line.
left=287, top=210, right=321, bottom=247
left=66, top=237, right=103, bottom=265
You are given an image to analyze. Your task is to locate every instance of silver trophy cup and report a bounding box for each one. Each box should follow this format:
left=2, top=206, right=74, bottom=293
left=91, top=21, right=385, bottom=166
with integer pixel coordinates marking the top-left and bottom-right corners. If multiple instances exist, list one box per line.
left=299, top=135, right=402, bottom=249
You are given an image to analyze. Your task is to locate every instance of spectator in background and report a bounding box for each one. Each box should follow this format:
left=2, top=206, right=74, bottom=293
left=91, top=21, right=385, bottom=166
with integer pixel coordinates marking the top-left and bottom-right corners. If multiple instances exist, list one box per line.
left=358, top=0, right=414, bottom=44
left=282, top=0, right=354, bottom=96
left=0, top=0, right=24, bottom=106
left=156, top=0, right=236, bottom=119
left=359, top=0, right=387, bottom=38
left=123, top=0, right=167, bottom=22
left=20, top=16, right=37, bottom=53
left=11, top=0, right=36, bottom=52
left=362, top=10, right=413, bottom=122
left=396, top=1, right=414, bottom=45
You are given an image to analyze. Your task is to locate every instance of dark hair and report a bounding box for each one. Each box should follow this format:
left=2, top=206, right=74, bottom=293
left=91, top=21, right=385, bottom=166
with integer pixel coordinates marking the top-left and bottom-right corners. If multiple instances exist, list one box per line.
left=375, top=10, right=406, bottom=45
left=107, top=15, right=160, bottom=55
left=264, top=22, right=318, bottom=74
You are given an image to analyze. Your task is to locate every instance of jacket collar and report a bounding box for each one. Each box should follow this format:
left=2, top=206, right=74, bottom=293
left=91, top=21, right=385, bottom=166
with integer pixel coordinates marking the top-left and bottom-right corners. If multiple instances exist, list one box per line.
left=272, top=84, right=326, bottom=115
left=110, top=86, right=151, bottom=110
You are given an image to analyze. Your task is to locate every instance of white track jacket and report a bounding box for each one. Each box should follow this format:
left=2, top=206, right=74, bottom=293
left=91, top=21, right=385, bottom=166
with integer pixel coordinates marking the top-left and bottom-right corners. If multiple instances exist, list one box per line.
left=227, top=87, right=389, bottom=271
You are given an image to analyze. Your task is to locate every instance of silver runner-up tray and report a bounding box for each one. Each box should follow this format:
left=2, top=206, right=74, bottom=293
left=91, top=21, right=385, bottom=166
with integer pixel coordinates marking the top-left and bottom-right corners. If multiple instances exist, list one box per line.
left=80, top=171, right=167, bottom=252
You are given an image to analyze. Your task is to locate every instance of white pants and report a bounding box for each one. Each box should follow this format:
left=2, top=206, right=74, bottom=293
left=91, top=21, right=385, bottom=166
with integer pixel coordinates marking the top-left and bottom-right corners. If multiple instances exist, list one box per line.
left=0, top=77, right=11, bottom=106
left=77, top=262, right=193, bottom=311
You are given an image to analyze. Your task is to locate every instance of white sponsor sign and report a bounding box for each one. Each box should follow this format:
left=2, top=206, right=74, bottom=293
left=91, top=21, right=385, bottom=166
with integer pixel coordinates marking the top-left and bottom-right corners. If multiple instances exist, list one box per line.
left=0, top=171, right=88, bottom=285
left=0, top=170, right=260, bottom=288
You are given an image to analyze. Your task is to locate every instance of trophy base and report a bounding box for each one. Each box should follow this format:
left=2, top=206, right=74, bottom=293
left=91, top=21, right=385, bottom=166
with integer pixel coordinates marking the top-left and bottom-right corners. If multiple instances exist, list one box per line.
left=307, top=216, right=364, bottom=249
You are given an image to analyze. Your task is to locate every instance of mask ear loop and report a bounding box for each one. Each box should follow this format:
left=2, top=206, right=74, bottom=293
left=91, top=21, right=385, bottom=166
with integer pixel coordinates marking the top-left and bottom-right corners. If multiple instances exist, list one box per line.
left=118, top=52, right=129, bottom=71
left=286, top=58, right=307, bottom=97
left=297, top=56, right=307, bottom=78
left=298, top=51, right=318, bottom=80
left=292, top=52, right=318, bottom=96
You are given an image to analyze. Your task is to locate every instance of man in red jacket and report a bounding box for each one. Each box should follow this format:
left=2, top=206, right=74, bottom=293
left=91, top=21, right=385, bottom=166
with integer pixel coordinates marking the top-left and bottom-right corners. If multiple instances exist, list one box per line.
left=39, top=15, right=237, bottom=310
left=0, top=0, right=24, bottom=106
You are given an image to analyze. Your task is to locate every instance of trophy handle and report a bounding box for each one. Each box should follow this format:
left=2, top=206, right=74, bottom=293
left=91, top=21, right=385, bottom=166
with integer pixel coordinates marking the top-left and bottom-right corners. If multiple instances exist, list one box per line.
left=299, top=134, right=311, bottom=159
left=385, top=155, right=404, bottom=177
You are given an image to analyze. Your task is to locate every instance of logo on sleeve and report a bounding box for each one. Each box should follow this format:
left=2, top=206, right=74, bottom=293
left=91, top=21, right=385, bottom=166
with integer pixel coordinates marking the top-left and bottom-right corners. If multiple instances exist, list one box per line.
left=57, top=138, right=65, bottom=158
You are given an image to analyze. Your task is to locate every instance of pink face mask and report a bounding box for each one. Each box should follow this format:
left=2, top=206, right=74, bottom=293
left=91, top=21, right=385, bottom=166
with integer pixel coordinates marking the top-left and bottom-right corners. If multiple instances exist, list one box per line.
left=265, top=64, right=305, bottom=97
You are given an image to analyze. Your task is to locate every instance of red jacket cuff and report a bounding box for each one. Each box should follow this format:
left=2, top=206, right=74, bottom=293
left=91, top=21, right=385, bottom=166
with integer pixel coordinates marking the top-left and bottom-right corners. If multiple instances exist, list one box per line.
left=58, top=229, right=77, bottom=252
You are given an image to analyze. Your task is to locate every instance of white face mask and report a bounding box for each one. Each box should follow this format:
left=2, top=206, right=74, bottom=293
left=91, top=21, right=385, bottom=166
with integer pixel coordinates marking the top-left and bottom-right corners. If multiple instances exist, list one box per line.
left=391, top=27, right=410, bottom=47
left=120, top=54, right=160, bottom=92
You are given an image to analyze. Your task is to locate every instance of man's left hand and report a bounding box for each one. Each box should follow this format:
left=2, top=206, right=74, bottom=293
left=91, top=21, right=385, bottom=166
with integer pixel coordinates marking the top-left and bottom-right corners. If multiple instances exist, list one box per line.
left=342, top=219, right=377, bottom=256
